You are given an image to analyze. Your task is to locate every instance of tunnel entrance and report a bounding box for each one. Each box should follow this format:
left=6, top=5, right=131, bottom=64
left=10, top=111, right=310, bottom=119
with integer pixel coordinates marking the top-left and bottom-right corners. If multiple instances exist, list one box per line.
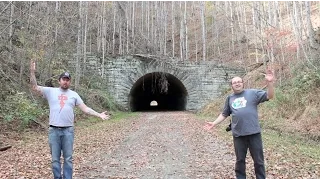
left=129, top=72, right=188, bottom=111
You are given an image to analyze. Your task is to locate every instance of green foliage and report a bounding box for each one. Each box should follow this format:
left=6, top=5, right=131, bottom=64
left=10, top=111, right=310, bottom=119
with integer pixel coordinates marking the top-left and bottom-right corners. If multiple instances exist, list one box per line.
left=75, top=111, right=137, bottom=128
left=1, top=92, right=44, bottom=129
left=264, top=89, right=288, bottom=109
left=80, top=75, right=107, bottom=90
left=260, top=69, right=320, bottom=122
left=263, top=129, right=320, bottom=161
left=273, top=68, right=320, bottom=107
left=78, top=88, right=120, bottom=112
left=300, top=71, right=320, bottom=88
left=293, top=70, right=320, bottom=102
left=109, top=111, right=138, bottom=122
left=78, top=73, right=123, bottom=111
left=218, top=84, right=231, bottom=95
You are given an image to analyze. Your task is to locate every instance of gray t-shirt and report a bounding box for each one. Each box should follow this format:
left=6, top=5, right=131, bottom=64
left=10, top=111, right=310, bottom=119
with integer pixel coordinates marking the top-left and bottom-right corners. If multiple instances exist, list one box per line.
left=40, top=87, right=84, bottom=127
left=222, top=89, right=268, bottom=137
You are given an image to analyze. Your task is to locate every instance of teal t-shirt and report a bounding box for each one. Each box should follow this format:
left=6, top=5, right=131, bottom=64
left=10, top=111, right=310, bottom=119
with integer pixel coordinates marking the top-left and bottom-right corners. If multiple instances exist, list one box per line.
left=40, top=87, right=84, bottom=127
left=222, top=89, right=268, bottom=137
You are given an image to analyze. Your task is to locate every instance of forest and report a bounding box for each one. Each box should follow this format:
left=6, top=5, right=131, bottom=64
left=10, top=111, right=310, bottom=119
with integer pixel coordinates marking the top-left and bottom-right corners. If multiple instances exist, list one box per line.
left=0, top=1, right=320, bottom=178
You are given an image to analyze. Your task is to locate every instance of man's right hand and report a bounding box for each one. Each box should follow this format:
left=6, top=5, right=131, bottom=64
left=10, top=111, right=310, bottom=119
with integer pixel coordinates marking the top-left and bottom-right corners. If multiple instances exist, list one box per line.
left=203, top=122, right=215, bottom=131
left=30, top=59, right=43, bottom=95
left=30, top=60, right=36, bottom=72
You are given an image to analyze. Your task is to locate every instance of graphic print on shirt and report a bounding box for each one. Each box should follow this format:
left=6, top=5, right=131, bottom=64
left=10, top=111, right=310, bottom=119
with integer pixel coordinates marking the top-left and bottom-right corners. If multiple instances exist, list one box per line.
left=58, top=94, right=68, bottom=112
left=231, top=97, right=247, bottom=109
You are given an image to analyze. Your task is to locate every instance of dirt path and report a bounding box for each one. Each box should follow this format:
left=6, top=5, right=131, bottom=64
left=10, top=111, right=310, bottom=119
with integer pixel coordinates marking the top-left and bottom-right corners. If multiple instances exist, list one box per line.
left=2, top=111, right=319, bottom=179
left=0, top=111, right=236, bottom=179
left=74, top=112, right=235, bottom=178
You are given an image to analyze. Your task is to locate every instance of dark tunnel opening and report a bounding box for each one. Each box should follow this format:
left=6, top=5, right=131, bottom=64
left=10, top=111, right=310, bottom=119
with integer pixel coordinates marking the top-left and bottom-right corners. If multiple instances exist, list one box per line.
left=129, top=72, right=188, bottom=112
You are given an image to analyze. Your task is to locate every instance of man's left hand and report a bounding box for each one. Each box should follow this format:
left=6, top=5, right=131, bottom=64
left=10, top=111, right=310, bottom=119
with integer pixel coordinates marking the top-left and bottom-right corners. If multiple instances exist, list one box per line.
left=99, top=111, right=110, bottom=120
left=265, top=69, right=274, bottom=83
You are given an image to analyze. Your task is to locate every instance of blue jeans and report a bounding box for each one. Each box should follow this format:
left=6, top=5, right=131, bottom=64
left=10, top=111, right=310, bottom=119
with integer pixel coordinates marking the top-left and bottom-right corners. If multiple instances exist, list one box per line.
left=233, top=133, right=266, bottom=179
left=49, top=126, right=74, bottom=179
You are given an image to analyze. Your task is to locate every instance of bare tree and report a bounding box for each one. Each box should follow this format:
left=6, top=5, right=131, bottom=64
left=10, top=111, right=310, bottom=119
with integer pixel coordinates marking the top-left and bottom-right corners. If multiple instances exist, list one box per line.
left=200, top=1, right=206, bottom=61
left=101, top=1, right=106, bottom=77
left=141, top=2, right=144, bottom=34
left=252, top=2, right=260, bottom=63
left=290, top=1, right=301, bottom=60
left=179, top=2, right=183, bottom=60
left=126, top=4, right=129, bottom=54
left=147, top=1, right=150, bottom=40
left=184, top=1, right=188, bottom=60
left=305, top=1, right=320, bottom=50
left=229, top=1, right=235, bottom=53
left=82, top=2, right=88, bottom=75
left=75, top=1, right=82, bottom=90
left=212, top=2, right=221, bottom=57
left=97, top=2, right=102, bottom=53
left=8, top=1, right=14, bottom=61
left=132, top=2, right=135, bottom=53
left=112, top=2, right=117, bottom=55
left=162, top=2, right=168, bottom=56
left=171, top=1, right=175, bottom=57
left=119, top=22, right=122, bottom=55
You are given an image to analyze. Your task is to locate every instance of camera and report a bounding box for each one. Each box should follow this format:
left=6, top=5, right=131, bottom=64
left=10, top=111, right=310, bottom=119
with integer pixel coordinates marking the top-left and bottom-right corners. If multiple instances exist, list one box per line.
left=226, top=123, right=232, bottom=132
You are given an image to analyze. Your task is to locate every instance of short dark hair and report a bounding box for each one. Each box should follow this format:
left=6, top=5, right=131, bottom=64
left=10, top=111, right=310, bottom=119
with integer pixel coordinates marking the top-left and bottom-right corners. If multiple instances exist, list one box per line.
left=230, top=77, right=243, bottom=85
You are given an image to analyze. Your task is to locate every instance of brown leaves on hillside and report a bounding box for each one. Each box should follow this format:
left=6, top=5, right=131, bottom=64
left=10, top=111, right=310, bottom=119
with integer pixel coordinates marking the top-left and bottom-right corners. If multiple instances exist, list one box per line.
left=1, top=112, right=319, bottom=179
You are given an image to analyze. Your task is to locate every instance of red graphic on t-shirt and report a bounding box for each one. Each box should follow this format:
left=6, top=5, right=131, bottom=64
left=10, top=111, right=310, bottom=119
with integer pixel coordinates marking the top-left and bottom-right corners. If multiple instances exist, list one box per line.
left=58, top=94, right=68, bottom=112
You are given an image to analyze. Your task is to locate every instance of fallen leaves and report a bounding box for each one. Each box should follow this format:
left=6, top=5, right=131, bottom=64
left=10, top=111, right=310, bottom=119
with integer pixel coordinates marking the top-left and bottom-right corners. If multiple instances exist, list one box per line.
left=1, top=112, right=319, bottom=178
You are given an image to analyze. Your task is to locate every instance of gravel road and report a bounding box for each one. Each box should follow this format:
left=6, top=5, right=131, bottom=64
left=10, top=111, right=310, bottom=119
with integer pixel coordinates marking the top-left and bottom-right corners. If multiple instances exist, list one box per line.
left=74, top=111, right=235, bottom=179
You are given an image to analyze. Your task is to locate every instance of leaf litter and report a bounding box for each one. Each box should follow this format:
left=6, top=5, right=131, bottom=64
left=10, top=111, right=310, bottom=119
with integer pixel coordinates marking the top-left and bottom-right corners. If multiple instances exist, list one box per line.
left=0, top=111, right=319, bottom=178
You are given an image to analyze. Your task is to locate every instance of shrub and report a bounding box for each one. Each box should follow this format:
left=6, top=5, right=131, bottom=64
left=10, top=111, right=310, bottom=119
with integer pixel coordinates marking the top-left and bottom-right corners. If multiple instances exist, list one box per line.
left=1, top=92, right=44, bottom=129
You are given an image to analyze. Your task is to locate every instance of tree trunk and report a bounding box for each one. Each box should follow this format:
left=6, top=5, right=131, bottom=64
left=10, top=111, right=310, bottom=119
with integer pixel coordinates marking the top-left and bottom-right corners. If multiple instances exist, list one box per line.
left=179, top=2, right=184, bottom=61
left=82, top=2, right=88, bottom=75
left=305, top=1, right=319, bottom=50
left=229, top=1, right=235, bottom=53
left=112, top=2, right=116, bottom=55
left=184, top=1, right=188, bottom=60
left=126, top=5, right=129, bottom=54
left=75, top=1, right=82, bottom=90
left=252, top=2, right=259, bottom=63
left=9, top=2, right=14, bottom=61
left=163, top=2, right=167, bottom=56
left=132, top=2, right=135, bottom=53
left=200, top=1, right=206, bottom=61
left=101, top=1, right=106, bottom=77
left=171, top=1, right=175, bottom=57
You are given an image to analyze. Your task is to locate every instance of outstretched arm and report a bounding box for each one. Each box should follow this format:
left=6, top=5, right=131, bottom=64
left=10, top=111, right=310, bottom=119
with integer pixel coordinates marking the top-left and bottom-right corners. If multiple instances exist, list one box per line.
left=30, top=60, right=43, bottom=95
left=203, top=113, right=228, bottom=131
left=78, top=103, right=110, bottom=120
left=265, top=68, right=275, bottom=99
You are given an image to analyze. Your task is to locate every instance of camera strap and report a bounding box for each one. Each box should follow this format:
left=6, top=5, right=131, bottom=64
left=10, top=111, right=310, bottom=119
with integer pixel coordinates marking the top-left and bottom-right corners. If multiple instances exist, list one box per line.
left=227, top=95, right=232, bottom=125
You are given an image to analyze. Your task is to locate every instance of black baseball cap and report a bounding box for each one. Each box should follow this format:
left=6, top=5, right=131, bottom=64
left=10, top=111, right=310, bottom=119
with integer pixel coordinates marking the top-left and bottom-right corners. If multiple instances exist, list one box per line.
left=59, top=72, right=71, bottom=80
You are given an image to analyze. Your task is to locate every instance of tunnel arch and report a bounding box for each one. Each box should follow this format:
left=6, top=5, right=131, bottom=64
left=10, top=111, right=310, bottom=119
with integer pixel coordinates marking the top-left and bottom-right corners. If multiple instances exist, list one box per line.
left=129, top=72, right=188, bottom=111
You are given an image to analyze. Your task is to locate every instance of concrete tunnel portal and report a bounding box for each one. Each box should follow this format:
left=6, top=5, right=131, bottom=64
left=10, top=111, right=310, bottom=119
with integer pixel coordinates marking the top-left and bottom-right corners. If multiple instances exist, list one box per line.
left=129, top=72, right=188, bottom=111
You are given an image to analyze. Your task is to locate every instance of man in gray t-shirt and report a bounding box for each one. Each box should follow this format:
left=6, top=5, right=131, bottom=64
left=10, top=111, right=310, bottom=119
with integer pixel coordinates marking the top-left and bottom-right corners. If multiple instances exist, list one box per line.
left=222, top=89, right=269, bottom=137
left=204, top=69, right=275, bottom=179
left=41, top=86, right=84, bottom=127
left=30, top=60, right=110, bottom=179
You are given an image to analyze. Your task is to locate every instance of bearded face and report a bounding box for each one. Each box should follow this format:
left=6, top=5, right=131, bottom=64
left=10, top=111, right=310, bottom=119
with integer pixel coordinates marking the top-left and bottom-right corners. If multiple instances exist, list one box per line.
left=59, top=77, right=71, bottom=90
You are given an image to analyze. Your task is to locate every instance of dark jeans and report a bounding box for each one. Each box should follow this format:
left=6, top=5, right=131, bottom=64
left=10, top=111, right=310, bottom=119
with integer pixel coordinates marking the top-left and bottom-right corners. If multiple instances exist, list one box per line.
left=233, top=133, right=266, bottom=179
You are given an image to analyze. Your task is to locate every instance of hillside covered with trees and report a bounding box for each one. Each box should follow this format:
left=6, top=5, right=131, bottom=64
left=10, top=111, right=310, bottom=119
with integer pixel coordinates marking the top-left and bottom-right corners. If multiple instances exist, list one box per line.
left=0, top=1, right=320, bottom=144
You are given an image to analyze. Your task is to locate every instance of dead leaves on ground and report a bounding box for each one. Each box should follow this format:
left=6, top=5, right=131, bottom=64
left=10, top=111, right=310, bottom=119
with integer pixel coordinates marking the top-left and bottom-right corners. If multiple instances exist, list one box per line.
left=1, top=112, right=319, bottom=178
